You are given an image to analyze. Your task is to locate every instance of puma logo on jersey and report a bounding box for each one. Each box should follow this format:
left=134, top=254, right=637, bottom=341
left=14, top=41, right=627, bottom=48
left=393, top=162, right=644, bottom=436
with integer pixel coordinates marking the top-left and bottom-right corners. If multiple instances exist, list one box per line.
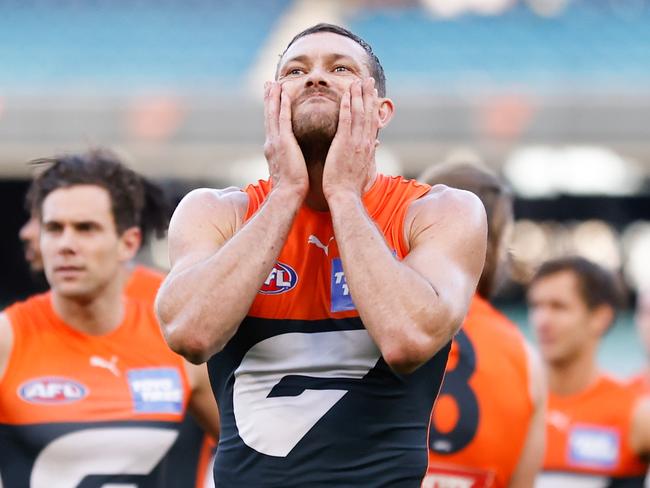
left=307, top=235, right=334, bottom=255
left=547, top=410, right=570, bottom=431
left=90, top=355, right=120, bottom=377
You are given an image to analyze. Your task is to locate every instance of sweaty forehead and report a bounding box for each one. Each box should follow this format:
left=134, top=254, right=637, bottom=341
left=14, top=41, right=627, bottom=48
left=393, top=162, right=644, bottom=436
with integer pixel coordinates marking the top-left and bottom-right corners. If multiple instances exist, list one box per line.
left=280, top=32, right=371, bottom=71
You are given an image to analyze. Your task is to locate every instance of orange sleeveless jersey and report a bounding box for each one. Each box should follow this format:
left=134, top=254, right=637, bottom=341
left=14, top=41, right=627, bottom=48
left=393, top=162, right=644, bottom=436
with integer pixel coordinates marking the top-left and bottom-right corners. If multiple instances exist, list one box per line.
left=124, top=264, right=165, bottom=304
left=243, top=174, right=429, bottom=321
left=0, top=293, right=191, bottom=487
left=206, top=174, right=452, bottom=487
left=424, top=295, right=534, bottom=488
left=538, top=374, right=648, bottom=487
left=124, top=264, right=218, bottom=488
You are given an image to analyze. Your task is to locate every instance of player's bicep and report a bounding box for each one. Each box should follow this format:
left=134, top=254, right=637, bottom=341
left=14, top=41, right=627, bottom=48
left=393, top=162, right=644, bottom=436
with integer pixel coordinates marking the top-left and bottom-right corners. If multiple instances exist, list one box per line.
left=402, top=188, right=487, bottom=324
left=167, top=187, right=246, bottom=276
left=0, top=313, right=14, bottom=382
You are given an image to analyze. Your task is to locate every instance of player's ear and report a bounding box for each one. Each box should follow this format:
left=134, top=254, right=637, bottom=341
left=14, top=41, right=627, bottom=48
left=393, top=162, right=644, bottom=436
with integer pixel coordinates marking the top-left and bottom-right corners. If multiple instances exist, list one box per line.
left=592, top=304, right=614, bottom=336
left=377, top=97, right=394, bottom=130
left=118, top=227, right=142, bottom=262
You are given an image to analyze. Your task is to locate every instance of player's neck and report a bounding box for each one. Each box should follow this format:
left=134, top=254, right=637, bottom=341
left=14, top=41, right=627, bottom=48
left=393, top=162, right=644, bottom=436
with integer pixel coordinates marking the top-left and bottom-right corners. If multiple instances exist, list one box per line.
left=302, top=162, right=378, bottom=211
left=51, top=278, right=126, bottom=336
left=304, top=163, right=329, bottom=211
left=548, top=346, right=600, bottom=396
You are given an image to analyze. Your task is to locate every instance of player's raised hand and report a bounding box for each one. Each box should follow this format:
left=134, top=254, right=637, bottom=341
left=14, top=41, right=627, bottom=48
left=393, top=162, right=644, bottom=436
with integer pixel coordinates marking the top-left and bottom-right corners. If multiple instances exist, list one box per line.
left=322, top=77, right=379, bottom=200
left=263, top=81, right=309, bottom=198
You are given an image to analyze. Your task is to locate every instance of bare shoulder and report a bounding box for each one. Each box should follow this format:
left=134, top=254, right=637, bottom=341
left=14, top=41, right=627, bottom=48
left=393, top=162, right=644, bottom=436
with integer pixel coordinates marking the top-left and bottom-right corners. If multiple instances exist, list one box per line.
left=168, top=187, right=249, bottom=269
left=174, top=186, right=248, bottom=224
left=405, top=184, right=487, bottom=245
left=630, top=393, right=650, bottom=456
left=0, top=312, right=14, bottom=381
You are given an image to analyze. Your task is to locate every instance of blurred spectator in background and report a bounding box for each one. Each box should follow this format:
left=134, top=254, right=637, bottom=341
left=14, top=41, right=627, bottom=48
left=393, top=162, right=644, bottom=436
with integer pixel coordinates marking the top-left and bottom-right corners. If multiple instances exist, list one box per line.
left=420, top=161, right=545, bottom=488
left=528, top=257, right=650, bottom=487
left=0, top=150, right=219, bottom=487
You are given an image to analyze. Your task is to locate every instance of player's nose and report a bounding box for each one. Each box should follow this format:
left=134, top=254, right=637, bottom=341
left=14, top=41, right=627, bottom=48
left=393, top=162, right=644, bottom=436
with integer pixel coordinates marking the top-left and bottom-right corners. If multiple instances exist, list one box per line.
left=304, top=67, right=329, bottom=89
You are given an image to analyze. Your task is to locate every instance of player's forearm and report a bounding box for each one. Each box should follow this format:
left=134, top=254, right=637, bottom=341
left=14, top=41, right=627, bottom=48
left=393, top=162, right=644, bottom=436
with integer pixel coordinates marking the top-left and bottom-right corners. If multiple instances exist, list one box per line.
left=157, top=188, right=303, bottom=363
left=328, top=192, right=455, bottom=374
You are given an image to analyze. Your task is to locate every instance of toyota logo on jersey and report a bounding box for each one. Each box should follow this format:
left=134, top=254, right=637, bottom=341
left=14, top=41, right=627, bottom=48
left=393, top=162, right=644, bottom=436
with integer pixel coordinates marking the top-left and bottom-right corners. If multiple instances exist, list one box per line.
left=18, top=377, right=88, bottom=404
left=259, top=262, right=298, bottom=295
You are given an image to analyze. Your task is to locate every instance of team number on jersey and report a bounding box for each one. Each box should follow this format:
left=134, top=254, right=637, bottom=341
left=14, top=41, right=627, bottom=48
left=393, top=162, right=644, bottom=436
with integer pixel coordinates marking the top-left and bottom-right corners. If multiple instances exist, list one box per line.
left=233, top=330, right=381, bottom=457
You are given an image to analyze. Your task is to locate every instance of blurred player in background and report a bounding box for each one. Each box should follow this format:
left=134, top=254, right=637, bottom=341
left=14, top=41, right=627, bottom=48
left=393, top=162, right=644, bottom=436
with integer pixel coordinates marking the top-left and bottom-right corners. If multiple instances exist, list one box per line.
left=528, top=257, right=650, bottom=487
left=19, top=162, right=171, bottom=304
left=156, top=23, right=487, bottom=487
left=420, top=162, right=546, bottom=488
left=0, top=150, right=219, bottom=487
left=630, top=289, right=650, bottom=392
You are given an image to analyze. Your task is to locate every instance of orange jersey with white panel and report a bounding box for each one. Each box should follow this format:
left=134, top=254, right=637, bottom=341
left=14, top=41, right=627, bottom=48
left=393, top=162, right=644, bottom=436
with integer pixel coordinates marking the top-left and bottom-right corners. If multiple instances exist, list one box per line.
left=424, top=295, right=534, bottom=488
left=208, top=174, right=451, bottom=487
left=538, top=374, right=648, bottom=487
left=0, top=292, right=191, bottom=487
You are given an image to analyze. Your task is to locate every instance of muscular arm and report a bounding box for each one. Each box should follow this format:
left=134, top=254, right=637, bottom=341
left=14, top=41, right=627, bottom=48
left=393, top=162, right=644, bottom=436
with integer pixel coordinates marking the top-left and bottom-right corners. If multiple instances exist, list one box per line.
left=328, top=185, right=487, bottom=374
left=155, top=186, right=303, bottom=363
left=509, top=342, right=547, bottom=488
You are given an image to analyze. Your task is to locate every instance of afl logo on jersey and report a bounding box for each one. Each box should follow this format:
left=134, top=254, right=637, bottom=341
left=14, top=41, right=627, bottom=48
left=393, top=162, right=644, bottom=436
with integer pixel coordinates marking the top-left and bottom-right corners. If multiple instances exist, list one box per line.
left=18, top=377, right=88, bottom=404
left=259, top=262, right=298, bottom=295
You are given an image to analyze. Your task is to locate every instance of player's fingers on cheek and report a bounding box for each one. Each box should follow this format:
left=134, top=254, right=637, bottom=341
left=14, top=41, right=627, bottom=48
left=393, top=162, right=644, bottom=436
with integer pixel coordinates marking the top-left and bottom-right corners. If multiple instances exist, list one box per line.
left=338, top=89, right=352, bottom=134
left=279, top=88, right=292, bottom=134
left=263, top=81, right=273, bottom=134
left=362, top=78, right=375, bottom=133
left=268, top=82, right=281, bottom=136
left=351, top=80, right=364, bottom=136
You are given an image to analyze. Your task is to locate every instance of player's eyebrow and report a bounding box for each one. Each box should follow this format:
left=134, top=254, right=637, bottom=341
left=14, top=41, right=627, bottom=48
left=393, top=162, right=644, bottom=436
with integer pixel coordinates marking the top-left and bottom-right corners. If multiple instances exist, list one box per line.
left=282, top=53, right=363, bottom=69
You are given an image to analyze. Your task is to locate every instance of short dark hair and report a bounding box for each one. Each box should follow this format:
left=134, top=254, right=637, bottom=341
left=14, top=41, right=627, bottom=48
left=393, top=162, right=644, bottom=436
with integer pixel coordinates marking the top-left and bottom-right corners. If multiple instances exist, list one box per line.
left=420, top=162, right=513, bottom=299
left=26, top=148, right=170, bottom=239
left=279, top=23, right=387, bottom=97
left=530, top=256, right=626, bottom=313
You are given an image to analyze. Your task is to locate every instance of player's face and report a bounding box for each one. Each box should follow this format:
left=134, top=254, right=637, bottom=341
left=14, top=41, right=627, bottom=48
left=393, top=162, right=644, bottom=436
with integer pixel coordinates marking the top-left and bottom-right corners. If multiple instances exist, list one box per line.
left=636, top=291, right=650, bottom=357
left=277, top=32, right=374, bottom=145
left=40, top=185, right=137, bottom=300
left=527, top=271, right=598, bottom=365
left=19, top=215, right=44, bottom=272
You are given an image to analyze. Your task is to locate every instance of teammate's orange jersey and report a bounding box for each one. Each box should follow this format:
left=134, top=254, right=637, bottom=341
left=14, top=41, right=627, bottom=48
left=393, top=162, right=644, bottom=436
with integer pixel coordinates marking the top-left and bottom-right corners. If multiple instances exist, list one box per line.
left=0, top=292, right=191, bottom=487
left=124, top=264, right=165, bottom=304
left=538, top=374, right=648, bottom=487
left=628, top=371, right=650, bottom=395
left=207, top=174, right=452, bottom=487
left=424, top=294, right=534, bottom=488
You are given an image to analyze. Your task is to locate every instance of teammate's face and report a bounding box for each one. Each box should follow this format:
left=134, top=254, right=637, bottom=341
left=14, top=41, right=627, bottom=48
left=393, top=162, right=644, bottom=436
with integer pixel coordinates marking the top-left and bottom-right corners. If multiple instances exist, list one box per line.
left=277, top=32, right=375, bottom=146
left=40, top=185, right=139, bottom=300
left=527, top=271, right=601, bottom=365
left=19, top=215, right=44, bottom=272
left=636, top=291, right=650, bottom=357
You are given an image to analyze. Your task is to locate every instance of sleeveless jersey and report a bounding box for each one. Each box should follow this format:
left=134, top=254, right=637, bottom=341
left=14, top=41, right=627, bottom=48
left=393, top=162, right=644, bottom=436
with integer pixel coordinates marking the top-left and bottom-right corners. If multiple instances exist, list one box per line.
left=538, top=374, right=648, bottom=487
left=424, top=295, right=534, bottom=488
left=0, top=293, right=191, bottom=487
left=124, top=264, right=166, bottom=305
left=627, top=372, right=650, bottom=395
left=123, top=264, right=215, bottom=488
left=207, top=174, right=451, bottom=487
